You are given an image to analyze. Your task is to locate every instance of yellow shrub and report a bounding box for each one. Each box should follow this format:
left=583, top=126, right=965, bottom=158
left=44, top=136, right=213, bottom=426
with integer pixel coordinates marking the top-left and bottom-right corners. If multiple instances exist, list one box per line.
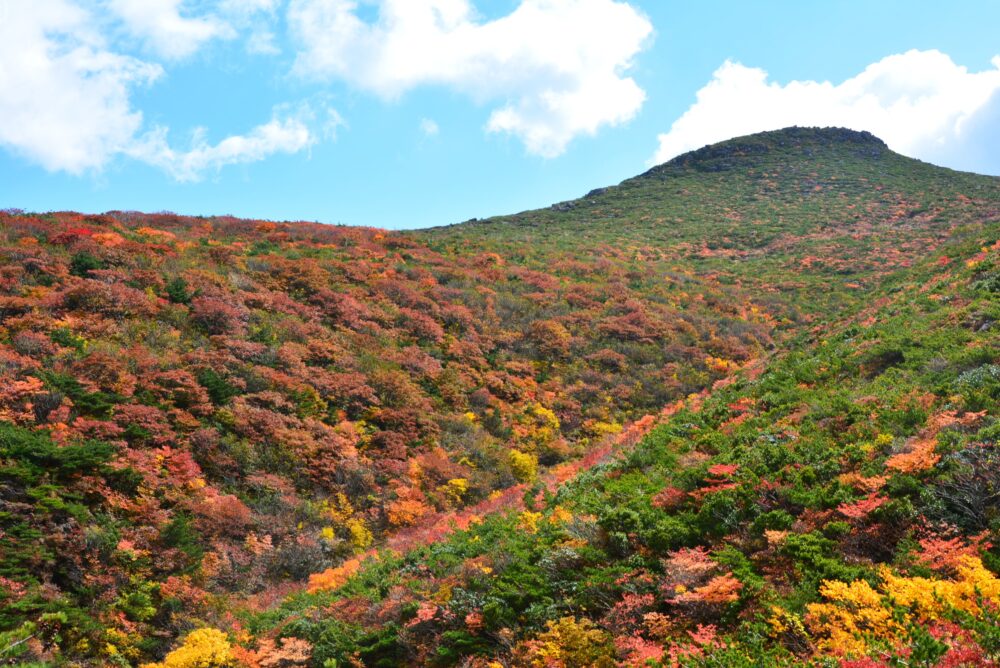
left=550, top=506, right=573, bottom=524
left=518, top=511, right=543, bottom=534
left=509, top=450, right=538, bottom=483
left=103, top=627, right=143, bottom=662
left=317, top=493, right=373, bottom=551
left=767, top=606, right=809, bottom=648
left=516, top=617, right=615, bottom=668
left=322, top=493, right=355, bottom=523
left=140, top=628, right=234, bottom=668
left=805, top=579, right=900, bottom=655
left=881, top=555, right=1000, bottom=618
left=513, top=403, right=561, bottom=450
left=346, top=517, right=373, bottom=551
left=806, top=556, right=1000, bottom=655
left=438, top=477, right=470, bottom=506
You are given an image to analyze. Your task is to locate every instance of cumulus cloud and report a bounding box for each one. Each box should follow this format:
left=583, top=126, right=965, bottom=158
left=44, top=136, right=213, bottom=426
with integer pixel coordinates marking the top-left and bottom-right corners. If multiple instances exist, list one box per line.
left=0, top=1, right=325, bottom=180
left=107, top=0, right=235, bottom=60
left=0, top=0, right=163, bottom=174
left=287, top=0, right=653, bottom=157
left=651, top=50, right=1000, bottom=174
left=128, top=114, right=317, bottom=181
left=0, top=0, right=336, bottom=181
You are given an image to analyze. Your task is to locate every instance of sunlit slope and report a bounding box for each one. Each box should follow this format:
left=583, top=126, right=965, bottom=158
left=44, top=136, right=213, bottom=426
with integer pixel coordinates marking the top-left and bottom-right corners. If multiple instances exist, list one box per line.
left=240, top=130, right=1000, bottom=667
left=422, top=126, right=999, bottom=321
left=1, top=127, right=998, bottom=666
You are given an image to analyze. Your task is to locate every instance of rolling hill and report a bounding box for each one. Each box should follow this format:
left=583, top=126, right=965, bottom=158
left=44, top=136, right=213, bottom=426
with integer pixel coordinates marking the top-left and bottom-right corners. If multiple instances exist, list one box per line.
left=1, top=127, right=999, bottom=666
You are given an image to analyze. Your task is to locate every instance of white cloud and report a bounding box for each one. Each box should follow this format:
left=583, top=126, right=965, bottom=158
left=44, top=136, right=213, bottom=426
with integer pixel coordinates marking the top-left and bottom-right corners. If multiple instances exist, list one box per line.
left=651, top=50, right=1000, bottom=174
left=107, top=0, right=235, bottom=60
left=420, top=118, right=440, bottom=136
left=0, top=0, right=162, bottom=174
left=246, top=29, right=281, bottom=55
left=128, top=114, right=317, bottom=181
left=287, top=0, right=652, bottom=157
left=218, top=0, right=283, bottom=18
left=217, top=0, right=284, bottom=55
left=319, top=106, right=347, bottom=140
left=0, top=1, right=326, bottom=180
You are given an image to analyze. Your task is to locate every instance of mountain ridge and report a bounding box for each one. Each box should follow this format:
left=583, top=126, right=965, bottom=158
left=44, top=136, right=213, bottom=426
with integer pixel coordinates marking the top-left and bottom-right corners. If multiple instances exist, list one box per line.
left=434, top=126, right=996, bottom=234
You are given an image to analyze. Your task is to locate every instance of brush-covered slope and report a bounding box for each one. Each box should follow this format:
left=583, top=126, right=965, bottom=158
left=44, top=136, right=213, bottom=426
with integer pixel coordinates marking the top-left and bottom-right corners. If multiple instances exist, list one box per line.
left=424, top=127, right=994, bottom=320
left=0, top=127, right=998, bottom=666
left=257, top=212, right=1000, bottom=668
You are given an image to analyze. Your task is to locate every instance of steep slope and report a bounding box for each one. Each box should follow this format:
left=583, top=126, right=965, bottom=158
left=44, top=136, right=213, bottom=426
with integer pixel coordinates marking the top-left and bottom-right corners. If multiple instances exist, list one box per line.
left=0, top=215, right=764, bottom=665
left=256, top=220, right=1000, bottom=667
left=422, top=127, right=995, bottom=322
left=0, top=127, right=997, bottom=666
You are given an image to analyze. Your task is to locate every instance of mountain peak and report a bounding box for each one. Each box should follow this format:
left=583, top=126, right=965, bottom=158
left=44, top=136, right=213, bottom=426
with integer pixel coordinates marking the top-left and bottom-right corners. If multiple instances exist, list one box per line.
left=642, top=126, right=889, bottom=178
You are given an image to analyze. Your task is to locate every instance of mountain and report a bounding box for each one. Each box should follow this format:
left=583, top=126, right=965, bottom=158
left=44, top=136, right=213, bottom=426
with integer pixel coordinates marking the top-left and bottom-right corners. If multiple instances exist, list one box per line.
left=0, top=127, right=998, bottom=666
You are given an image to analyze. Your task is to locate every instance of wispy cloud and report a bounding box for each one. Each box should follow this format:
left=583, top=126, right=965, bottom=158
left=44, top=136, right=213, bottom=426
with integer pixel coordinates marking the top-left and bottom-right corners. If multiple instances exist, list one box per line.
left=420, top=118, right=440, bottom=137
left=107, top=0, right=235, bottom=60
left=128, top=115, right=317, bottom=182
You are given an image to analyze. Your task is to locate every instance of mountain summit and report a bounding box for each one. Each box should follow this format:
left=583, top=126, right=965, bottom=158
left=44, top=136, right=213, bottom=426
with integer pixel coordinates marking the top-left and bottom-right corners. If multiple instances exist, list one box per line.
left=643, top=126, right=889, bottom=177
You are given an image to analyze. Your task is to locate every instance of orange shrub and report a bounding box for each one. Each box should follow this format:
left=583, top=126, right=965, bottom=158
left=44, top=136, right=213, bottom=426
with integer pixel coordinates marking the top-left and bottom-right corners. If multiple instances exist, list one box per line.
left=307, top=557, right=362, bottom=593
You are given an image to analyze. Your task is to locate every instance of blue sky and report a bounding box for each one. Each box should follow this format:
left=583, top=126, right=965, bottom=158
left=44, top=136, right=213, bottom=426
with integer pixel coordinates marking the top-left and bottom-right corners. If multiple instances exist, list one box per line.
left=2, top=0, right=999, bottom=229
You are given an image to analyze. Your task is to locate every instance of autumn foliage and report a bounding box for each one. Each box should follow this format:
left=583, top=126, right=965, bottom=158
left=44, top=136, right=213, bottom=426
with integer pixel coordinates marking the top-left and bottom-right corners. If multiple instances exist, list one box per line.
left=3, top=128, right=1000, bottom=666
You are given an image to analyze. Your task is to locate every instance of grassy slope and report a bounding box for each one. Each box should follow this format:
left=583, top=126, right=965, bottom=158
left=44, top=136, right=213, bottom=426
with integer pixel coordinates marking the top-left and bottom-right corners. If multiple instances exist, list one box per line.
left=241, top=129, right=1000, bottom=666
left=421, top=127, right=995, bottom=322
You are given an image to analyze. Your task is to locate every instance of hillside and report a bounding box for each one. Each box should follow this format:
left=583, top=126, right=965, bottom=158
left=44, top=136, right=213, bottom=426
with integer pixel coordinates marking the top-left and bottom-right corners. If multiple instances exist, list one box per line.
left=1, top=127, right=999, bottom=666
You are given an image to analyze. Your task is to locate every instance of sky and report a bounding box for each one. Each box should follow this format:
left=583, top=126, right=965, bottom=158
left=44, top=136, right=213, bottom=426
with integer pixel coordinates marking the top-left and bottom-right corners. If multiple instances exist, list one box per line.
left=1, top=0, right=999, bottom=229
